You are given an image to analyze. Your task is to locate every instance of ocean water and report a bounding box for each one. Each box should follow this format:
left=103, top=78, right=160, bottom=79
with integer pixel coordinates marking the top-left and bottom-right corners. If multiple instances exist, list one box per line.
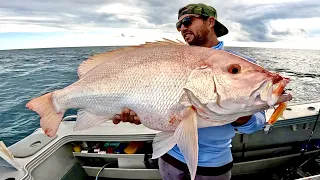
left=0, top=46, right=319, bottom=147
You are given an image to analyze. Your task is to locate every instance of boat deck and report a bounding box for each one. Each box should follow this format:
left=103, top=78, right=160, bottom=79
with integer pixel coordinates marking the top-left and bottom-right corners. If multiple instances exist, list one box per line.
left=1, top=101, right=319, bottom=180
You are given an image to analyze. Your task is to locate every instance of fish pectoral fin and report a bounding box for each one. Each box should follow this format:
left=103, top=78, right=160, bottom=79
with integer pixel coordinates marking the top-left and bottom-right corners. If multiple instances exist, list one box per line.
left=174, top=107, right=198, bottom=180
left=73, top=109, right=109, bottom=131
left=151, top=131, right=176, bottom=159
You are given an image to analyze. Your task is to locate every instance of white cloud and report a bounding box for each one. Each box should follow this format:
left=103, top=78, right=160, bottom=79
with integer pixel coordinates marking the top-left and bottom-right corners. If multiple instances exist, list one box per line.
left=269, top=17, right=320, bottom=31
left=0, top=23, right=66, bottom=32
left=0, top=0, right=319, bottom=50
left=0, top=16, right=55, bottom=21
left=97, top=3, right=142, bottom=14
left=234, top=0, right=304, bottom=5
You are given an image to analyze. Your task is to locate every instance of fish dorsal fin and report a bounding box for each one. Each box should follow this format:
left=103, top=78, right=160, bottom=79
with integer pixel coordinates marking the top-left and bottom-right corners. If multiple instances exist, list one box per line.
left=77, top=46, right=139, bottom=78
left=77, top=38, right=186, bottom=78
left=141, top=38, right=186, bottom=48
left=164, top=38, right=186, bottom=44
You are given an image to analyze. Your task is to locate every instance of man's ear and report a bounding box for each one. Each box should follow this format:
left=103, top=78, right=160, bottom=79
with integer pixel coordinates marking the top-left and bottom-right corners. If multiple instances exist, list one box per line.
left=207, top=17, right=215, bottom=28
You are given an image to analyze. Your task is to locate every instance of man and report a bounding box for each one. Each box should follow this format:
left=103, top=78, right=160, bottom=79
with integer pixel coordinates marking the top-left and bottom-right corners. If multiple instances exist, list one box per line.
left=112, top=3, right=287, bottom=180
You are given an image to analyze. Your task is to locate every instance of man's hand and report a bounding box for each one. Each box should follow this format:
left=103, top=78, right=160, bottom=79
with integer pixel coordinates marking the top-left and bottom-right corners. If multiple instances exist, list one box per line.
left=112, top=108, right=141, bottom=125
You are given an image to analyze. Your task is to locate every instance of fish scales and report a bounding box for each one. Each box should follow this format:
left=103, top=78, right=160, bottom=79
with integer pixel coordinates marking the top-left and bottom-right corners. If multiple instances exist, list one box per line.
left=26, top=39, right=292, bottom=180
left=54, top=46, right=211, bottom=132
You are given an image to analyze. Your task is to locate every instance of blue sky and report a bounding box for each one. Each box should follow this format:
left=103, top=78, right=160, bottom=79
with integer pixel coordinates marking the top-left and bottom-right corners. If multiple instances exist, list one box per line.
left=0, top=0, right=319, bottom=50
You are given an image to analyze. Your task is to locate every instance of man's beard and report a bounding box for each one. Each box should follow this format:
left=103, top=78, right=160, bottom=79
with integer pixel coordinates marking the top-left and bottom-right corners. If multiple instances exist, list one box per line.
left=184, top=24, right=210, bottom=46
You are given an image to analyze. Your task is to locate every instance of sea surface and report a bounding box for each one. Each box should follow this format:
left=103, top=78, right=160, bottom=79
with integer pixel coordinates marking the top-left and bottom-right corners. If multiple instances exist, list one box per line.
left=0, top=46, right=319, bottom=147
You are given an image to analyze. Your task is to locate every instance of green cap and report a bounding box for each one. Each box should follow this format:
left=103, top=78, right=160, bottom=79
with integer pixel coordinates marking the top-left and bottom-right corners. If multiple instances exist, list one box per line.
left=178, top=3, right=228, bottom=37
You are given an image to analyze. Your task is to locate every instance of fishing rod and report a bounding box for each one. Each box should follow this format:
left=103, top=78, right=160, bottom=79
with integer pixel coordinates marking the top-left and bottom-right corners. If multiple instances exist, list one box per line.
left=281, top=108, right=320, bottom=180
left=297, top=108, right=320, bottom=166
left=300, top=108, right=320, bottom=156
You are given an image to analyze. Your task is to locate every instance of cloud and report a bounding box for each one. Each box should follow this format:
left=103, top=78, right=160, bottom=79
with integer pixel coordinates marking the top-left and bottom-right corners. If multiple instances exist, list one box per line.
left=224, top=0, right=320, bottom=42
left=0, top=0, right=232, bottom=32
left=0, top=1, right=134, bottom=31
left=0, top=0, right=319, bottom=50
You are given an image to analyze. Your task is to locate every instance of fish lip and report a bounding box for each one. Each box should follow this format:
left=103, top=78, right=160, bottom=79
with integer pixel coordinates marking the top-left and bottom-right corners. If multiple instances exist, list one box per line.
left=267, top=78, right=290, bottom=106
left=277, top=93, right=292, bottom=103
left=250, top=78, right=290, bottom=107
left=249, top=79, right=272, bottom=100
left=249, top=79, right=274, bottom=106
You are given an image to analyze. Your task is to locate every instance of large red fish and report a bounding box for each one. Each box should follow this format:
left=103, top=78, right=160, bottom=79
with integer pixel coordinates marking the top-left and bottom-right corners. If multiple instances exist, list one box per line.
left=26, top=39, right=291, bottom=180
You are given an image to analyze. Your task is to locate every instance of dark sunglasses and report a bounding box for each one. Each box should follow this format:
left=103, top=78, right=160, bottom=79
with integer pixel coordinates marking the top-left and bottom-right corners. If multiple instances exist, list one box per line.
left=176, top=16, right=195, bottom=31
left=176, top=15, right=209, bottom=31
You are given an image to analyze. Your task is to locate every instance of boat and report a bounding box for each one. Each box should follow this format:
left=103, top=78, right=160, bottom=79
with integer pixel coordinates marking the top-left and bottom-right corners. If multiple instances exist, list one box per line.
left=1, top=101, right=320, bottom=180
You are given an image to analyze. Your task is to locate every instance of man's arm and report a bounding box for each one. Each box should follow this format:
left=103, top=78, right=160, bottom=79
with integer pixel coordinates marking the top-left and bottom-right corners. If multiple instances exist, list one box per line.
left=231, top=111, right=266, bottom=134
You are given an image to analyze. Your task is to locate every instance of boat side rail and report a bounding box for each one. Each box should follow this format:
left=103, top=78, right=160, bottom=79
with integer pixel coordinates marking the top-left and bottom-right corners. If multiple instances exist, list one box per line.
left=62, top=115, right=78, bottom=121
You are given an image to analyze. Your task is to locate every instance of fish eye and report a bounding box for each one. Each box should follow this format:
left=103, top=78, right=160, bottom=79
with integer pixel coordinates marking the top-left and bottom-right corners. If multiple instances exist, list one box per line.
left=228, top=64, right=241, bottom=74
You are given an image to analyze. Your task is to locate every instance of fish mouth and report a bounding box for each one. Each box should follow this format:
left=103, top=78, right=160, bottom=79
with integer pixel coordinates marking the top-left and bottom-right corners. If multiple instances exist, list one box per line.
left=250, top=78, right=291, bottom=107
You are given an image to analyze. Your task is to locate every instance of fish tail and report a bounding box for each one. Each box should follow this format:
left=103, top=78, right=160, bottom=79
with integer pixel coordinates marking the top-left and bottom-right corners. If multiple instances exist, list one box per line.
left=26, top=92, right=64, bottom=137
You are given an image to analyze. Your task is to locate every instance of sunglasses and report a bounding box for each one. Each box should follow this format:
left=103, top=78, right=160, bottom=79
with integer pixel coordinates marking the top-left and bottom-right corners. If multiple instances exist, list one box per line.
left=176, top=16, right=196, bottom=31
left=176, top=15, right=209, bottom=31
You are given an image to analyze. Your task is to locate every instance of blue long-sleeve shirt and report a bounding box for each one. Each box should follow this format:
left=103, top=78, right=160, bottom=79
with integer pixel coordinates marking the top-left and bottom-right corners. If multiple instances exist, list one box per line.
left=167, top=41, right=267, bottom=167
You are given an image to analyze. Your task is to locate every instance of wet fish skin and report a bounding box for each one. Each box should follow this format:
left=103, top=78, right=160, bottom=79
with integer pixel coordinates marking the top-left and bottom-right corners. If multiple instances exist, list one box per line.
left=26, top=39, right=291, bottom=180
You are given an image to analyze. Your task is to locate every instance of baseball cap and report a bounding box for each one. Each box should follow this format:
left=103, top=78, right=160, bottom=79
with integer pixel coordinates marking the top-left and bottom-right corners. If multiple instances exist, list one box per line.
left=177, top=3, right=229, bottom=37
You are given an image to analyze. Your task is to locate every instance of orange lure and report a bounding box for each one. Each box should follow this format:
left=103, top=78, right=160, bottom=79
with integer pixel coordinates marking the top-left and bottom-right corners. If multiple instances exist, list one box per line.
left=268, top=102, right=287, bottom=125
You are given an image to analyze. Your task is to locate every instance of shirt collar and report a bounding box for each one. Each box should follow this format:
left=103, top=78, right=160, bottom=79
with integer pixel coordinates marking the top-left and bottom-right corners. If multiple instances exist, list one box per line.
left=212, top=41, right=224, bottom=50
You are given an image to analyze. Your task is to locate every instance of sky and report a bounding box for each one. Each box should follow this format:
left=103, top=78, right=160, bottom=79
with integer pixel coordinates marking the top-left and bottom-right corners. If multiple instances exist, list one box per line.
left=0, top=0, right=320, bottom=50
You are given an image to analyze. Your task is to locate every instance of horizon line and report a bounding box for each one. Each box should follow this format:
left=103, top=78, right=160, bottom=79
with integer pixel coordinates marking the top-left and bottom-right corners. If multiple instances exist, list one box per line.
left=1, top=44, right=319, bottom=51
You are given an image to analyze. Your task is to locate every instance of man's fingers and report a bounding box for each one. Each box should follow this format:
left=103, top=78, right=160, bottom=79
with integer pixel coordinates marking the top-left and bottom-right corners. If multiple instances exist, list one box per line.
left=113, top=108, right=141, bottom=125
left=113, top=119, right=121, bottom=124
left=130, top=111, right=136, bottom=116
left=120, top=108, right=130, bottom=122
left=134, top=116, right=141, bottom=125
left=127, top=111, right=136, bottom=123
left=121, top=112, right=129, bottom=122
left=112, top=114, right=121, bottom=124
left=122, top=108, right=131, bottom=114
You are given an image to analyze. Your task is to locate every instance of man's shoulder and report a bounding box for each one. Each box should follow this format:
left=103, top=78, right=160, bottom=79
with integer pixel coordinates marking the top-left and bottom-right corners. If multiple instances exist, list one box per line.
left=223, top=49, right=257, bottom=63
